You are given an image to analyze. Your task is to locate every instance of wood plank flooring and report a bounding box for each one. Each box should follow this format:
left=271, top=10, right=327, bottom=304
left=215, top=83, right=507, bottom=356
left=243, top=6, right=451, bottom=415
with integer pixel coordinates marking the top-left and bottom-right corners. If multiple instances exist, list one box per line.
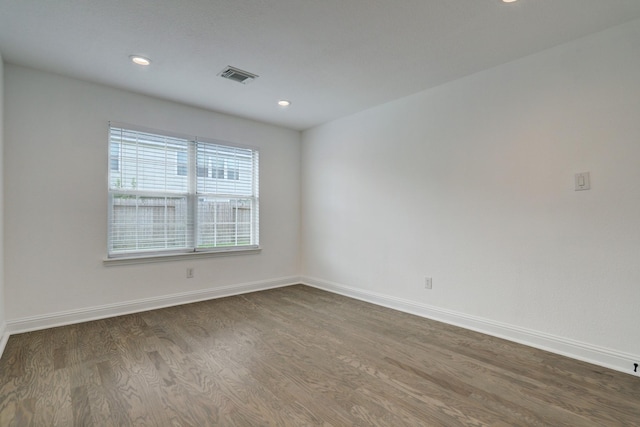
left=1, top=285, right=638, bottom=426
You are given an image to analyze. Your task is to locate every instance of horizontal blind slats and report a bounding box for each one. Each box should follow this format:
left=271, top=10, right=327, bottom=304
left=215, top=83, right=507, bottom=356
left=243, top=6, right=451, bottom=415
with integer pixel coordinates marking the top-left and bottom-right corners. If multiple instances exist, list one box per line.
left=108, top=125, right=259, bottom=257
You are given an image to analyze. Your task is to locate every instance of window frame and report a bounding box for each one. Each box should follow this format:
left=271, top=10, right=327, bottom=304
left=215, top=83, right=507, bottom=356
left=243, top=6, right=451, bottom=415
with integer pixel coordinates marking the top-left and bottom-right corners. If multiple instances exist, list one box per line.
left=106, top=122, right=260, bottom=262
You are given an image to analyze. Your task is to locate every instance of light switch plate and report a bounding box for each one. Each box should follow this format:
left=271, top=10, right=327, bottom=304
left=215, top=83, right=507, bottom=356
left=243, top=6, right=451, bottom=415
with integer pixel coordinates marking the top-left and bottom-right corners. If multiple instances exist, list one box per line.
left=575, top=172, right=590, bottom=191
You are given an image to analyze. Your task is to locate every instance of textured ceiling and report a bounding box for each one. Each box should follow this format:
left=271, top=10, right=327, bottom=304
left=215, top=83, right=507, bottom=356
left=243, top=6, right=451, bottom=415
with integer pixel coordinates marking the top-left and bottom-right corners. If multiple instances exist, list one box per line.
left=1, top=0, right=640, bottom=130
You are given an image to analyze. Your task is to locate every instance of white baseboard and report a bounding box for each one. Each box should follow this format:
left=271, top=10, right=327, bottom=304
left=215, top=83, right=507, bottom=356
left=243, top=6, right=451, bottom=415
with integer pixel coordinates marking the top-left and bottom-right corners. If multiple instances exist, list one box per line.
left=4, top=276, right=301, bottom=337
left=0, top=321, right=8, bottom=361
left=302, top=276, right=640, bottom=378
left=3, top=275, right=638, bottom=378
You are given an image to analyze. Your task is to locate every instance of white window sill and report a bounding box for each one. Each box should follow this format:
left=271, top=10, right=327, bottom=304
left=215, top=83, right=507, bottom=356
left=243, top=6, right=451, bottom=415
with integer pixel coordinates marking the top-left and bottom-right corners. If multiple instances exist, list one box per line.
left=103, top=247, right=262, bottom=266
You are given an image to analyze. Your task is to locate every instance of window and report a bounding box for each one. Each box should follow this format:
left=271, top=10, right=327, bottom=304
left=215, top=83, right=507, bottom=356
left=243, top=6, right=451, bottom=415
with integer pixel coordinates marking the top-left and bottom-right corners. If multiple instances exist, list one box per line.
left=108, top=124, right=259, bottom=258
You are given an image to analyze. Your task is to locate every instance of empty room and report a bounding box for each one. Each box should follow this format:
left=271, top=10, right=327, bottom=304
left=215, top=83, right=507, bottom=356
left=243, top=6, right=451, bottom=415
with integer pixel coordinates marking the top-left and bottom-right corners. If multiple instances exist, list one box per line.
left=1, top=0, right=639, bottom=425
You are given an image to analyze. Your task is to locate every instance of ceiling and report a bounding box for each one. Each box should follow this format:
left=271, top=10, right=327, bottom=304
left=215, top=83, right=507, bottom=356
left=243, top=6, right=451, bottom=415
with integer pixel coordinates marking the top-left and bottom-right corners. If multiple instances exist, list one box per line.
left=1, top=0, right=640, bottom=131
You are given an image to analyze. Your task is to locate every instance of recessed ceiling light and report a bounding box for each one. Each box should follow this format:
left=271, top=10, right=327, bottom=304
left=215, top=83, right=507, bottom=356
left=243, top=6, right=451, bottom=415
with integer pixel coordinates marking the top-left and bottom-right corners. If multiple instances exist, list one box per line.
left=130, top=55, right=151, bottom=66
left=278, top=100, right=291, bottom=107
left=502, top=0, right=517, bottom=3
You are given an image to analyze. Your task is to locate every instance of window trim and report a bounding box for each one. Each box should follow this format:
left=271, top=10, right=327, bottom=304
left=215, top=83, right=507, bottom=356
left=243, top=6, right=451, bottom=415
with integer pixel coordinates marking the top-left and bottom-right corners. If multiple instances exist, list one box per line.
left=103, top=246, right=261, bottom=265
left=107, top=122, right=260, bottom=260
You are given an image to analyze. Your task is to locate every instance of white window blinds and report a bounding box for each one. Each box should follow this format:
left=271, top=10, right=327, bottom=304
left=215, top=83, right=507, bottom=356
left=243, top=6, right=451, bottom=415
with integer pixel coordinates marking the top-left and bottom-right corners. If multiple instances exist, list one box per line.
left=108, top=124, right=259, bottom=257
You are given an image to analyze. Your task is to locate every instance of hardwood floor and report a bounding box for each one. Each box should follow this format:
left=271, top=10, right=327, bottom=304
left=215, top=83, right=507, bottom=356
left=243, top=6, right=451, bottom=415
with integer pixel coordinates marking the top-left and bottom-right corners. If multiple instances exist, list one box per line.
left=1, top=285, right=638, bottom=426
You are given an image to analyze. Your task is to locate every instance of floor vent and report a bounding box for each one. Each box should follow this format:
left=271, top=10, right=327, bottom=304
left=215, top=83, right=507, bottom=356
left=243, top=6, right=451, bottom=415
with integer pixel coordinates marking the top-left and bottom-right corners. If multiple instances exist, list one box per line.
left=218, top=66, right=258, bottom=84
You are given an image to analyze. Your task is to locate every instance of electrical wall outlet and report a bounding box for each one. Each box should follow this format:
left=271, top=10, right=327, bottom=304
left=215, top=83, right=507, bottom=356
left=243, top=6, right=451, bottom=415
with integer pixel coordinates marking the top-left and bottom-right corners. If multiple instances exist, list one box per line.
left=424, top=277, right=432, bottom=289
left=186, top=268, right=194, bottom=279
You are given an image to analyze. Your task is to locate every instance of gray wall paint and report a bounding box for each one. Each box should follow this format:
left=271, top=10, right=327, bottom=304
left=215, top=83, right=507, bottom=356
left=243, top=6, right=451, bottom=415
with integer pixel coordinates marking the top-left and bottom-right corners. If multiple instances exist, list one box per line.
left=4, top=65, right=301, bottom=319
left=302, top=20, right=640, bottom=358
left=0, top=53, right=5, bottom=333
left=4, top=19, right=640, bottom=371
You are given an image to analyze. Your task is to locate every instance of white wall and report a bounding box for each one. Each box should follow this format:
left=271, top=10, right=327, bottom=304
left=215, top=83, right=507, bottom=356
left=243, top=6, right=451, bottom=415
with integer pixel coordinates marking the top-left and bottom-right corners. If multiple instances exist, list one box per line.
left=302, top=20, right=640, bottom=368
left=4, top=65, right=301, bottom=321
left=0, top=53, right=5, bottom=339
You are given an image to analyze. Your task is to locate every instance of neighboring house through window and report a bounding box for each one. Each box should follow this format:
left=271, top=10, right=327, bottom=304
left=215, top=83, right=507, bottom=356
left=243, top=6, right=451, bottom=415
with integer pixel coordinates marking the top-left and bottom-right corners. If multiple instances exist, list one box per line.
left=110, top=142, right=120, bottom=172
left=176, top=151, right=187, bottom=176
left=226, top=159, right=240, bottom=180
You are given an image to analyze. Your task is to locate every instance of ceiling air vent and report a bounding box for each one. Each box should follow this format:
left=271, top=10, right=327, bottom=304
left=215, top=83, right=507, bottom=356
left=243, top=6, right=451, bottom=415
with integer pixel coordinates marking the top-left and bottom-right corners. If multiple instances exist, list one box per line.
left=218, top=66, right=258, bottom=84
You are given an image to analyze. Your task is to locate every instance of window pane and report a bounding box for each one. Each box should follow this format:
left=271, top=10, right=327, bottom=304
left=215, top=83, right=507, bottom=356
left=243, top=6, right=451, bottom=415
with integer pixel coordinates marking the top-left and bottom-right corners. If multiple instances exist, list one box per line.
left=109, top=127, right=188, bottom=193
left=110, top=195, right=190, bottom=253
left=226, top=159, right=240, bottom=180
left=110, top=142, right=120, bottom=171
left=196, top=142, right=255, bottom=195
left=212, top=159, right=225, bottom=179
left=176, top=151, right=187, bottom=176
left=197, top=197, right=255, bottom=248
